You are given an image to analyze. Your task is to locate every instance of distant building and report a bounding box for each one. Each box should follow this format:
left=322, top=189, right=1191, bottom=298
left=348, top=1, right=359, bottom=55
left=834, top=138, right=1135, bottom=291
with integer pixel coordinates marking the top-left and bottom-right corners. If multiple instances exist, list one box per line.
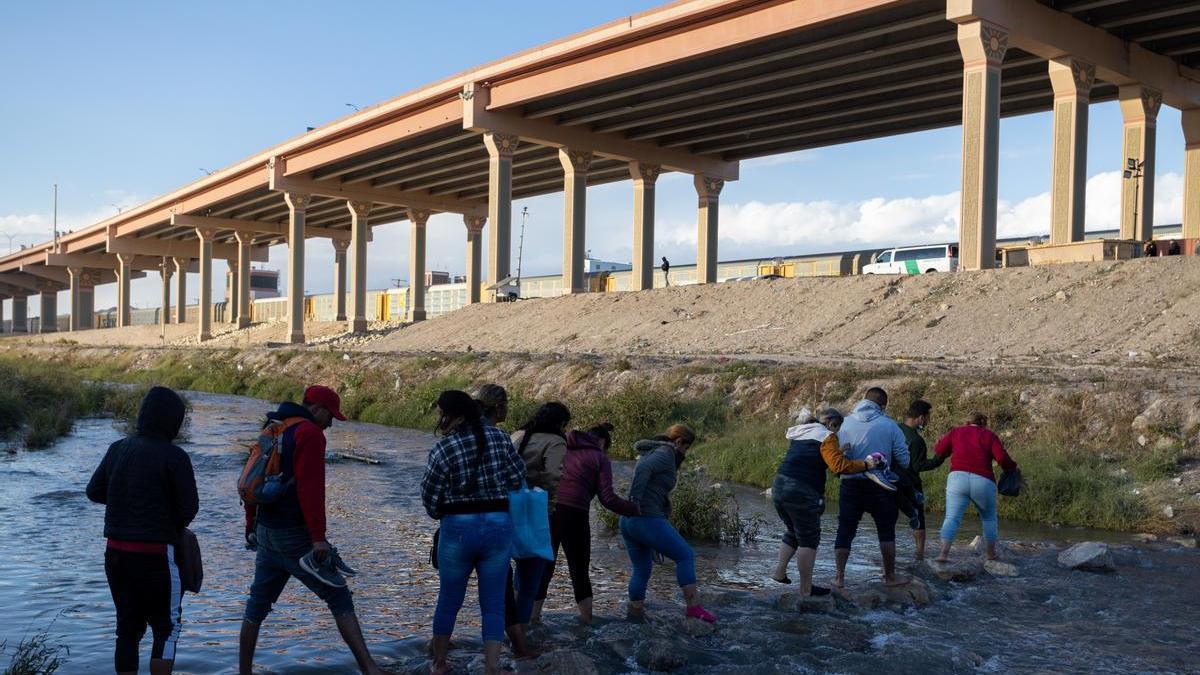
left=248, top=268, right=280, bottom=299
left=425, top=270, right=451, bottom=287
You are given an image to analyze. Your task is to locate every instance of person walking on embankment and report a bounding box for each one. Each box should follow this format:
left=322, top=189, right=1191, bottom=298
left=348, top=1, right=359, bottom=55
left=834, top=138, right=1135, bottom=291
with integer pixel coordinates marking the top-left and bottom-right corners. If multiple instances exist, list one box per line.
left=238, top=385, right=393, bottom=675
left=898, top=400, right=945, bottom=563
left=770, top=407, right=875, bottom=597
left=620, top=424, right=717, bottom=623
left=832, top=387, right=911, bottom=588
left=549, top=422, right=640, bottom=623
left=661, top=256, right=671, bottom=286
left=933, top=412, right=1018, bottom=563
left=422, top=390, right=526, bottom=675
left=87, top=386, right=197, bottom=675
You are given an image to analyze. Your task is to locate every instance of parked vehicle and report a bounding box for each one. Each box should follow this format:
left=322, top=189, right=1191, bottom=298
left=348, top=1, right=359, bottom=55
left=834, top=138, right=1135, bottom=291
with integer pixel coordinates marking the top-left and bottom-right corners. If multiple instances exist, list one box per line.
left=862, top=244, right=958, bottom=275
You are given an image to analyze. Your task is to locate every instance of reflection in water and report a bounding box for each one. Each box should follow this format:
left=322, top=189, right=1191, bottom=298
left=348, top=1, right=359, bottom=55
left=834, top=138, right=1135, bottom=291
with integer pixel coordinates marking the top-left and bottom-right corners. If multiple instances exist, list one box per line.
left=0, top=391, right=1195, bottom=674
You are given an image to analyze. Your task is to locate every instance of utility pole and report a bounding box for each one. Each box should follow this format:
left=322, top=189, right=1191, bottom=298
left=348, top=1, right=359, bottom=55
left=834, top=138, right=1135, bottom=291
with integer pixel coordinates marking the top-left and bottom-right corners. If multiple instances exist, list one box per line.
left=53, top=184, right=59, bottom=248
left=516, top=206, right=528, bottom=297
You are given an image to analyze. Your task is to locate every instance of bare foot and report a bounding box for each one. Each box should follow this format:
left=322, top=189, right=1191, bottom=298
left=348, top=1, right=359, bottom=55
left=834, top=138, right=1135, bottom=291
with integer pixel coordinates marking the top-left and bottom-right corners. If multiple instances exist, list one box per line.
left=430, top=660, right=450, bottom=675
left=831, top=577, right=846, bottom=589
left=934, top=555, right=949, bottom=563
left=883, top=575, right=911, bottom=587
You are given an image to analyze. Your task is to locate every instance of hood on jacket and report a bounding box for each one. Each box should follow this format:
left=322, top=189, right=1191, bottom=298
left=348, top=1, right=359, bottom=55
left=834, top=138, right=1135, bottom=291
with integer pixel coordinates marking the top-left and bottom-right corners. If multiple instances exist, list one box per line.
left=785, top=422, right=831, bottom=442
left=135, top=386, right=187, bottom=441
left=849, top=399, right=884, bottom=423
left=566, top=430, right=604, bottom=453
left=634, top=438, right=675, bottom=456
left=267, top=401, right=317, bottom=425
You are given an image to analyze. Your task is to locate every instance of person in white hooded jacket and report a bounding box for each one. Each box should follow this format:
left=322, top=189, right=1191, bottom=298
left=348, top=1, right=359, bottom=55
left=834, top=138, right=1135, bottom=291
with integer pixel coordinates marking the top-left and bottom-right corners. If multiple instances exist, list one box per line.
left=832, top=388, right=910, bottom=588
left=770, top=407, right=876, bottom=597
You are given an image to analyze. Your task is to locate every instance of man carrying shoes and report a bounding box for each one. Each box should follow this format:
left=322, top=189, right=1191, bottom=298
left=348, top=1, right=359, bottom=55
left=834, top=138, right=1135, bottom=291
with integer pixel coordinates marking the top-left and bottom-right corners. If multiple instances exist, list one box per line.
left=238, top=385, right=394, bottom=675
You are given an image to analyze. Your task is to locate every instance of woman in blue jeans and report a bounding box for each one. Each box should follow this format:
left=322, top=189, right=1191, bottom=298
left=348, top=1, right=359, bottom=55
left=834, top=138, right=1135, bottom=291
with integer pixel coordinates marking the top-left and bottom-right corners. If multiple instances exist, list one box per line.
left=619, top=424, right=717, bottom=623
left=932, top=412, right=1018, bottom=562
left=421, top=391, right=526, bottom=675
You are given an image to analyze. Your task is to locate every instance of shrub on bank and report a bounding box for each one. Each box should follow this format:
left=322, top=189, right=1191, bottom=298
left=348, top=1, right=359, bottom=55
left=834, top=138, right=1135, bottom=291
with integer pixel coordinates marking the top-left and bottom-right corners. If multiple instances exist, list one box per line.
left=595, top=470, right=763, bottom=545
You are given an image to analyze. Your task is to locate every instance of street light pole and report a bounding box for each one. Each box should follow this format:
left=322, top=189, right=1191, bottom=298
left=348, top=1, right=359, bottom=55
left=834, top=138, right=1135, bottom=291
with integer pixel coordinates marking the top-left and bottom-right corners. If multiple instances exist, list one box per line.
left=516, top=206, right=528, bottom=298
left=53, top=183, right=59, bottom=248
left=1123, top=157, right=1145, bottom=244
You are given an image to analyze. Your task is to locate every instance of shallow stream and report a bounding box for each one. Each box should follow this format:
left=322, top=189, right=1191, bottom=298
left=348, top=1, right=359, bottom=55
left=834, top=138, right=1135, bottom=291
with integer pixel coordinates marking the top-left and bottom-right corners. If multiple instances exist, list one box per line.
left=0, top=391, right=1194, bottom=674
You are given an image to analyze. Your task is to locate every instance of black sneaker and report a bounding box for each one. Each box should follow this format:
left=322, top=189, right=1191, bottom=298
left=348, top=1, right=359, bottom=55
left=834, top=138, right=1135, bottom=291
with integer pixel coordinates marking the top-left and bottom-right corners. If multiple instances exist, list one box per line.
left=331, top=547, right=358, bottom=577
left=865, top=469, right=898, bottom=492
left=809, top=585, right=832, bottom=597
left=300, top=550, right=347, bottom=588
left=909, top=515, right=921, bottom=530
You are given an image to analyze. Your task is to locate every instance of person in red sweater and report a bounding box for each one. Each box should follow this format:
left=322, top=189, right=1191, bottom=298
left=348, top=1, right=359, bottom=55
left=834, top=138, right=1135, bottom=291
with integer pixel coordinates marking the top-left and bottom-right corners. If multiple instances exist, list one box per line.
left=932, top=412, right=1018, bottom=562
left=238, top=386, right=393, bottom=675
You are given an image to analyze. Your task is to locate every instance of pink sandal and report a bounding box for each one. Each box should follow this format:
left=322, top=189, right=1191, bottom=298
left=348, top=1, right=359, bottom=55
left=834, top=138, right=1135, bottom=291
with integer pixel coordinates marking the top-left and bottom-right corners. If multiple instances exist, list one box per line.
left=686, top=605, right=717, bottom=623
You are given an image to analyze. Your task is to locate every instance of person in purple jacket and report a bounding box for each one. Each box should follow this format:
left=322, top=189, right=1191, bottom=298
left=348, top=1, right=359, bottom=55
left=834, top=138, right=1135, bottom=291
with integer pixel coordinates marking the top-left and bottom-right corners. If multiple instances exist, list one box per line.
left=545, top=423, right=640, bottom=624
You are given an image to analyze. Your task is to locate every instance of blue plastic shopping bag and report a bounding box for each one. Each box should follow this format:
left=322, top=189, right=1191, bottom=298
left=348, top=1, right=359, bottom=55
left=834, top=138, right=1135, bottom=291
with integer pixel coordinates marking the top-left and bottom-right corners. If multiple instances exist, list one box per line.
left=509, top=483, right=554, bottom=561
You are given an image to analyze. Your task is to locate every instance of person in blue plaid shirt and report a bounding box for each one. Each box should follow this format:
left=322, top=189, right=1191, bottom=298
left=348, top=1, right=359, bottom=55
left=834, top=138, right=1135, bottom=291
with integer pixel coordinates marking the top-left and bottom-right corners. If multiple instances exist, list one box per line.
left=422, top=390, right=525, bottom=675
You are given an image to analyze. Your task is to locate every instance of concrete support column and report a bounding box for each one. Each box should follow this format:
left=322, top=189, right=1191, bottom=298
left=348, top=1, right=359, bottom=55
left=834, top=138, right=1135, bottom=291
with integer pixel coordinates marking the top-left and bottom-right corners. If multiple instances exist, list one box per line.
left=407, top=209, right=430, bottom=322
left=226, top=263, right=239, bottom=325
left=284, top=192, right=309, bottom=344
left=560, top=149, right=593, bottom=294
left=347, top=201, right=371, bottom=333
left=1119, top=85, right=1161, bottom=242
left=331, top=239, right=349, bottom=322
left=234, top=233, right=252, bottom=328
left=484, top=132, right=518, bottom=302
left=173, top=257, right=188, bottom=324
left=956, top=20, right=1007, bottom=271
left=196, top=228, right=215, bottom=341
left=1181, top=109, right=1200, bottom=240
left=464, top=216, right=486, bottom=304
left=11, top=296, right=27, bottom=333
left=0, top=298, right=5, bottom=333
left=1048, top=58, right=1094, bottom=245
left=116, top=253, right=133, bottom=328
left=159, top=261, right=172, bottom=330
left=694, top=175, right=724, bottom=284
left=630, top=162, right=661, bottom=291
left=38, top=291, right=57, bottom=333
left=67, top=267, right=82, bottom=331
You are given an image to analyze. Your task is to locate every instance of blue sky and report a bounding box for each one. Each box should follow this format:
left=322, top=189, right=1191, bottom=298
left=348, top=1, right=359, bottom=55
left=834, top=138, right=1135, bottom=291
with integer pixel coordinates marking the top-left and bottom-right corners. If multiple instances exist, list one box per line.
left=0, top=1, right=1189, bottom=311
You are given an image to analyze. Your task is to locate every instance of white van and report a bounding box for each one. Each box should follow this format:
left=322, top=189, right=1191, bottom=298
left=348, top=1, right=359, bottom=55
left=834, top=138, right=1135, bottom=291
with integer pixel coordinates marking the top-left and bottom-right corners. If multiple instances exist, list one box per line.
left=862, top=244, right=958, bottom=275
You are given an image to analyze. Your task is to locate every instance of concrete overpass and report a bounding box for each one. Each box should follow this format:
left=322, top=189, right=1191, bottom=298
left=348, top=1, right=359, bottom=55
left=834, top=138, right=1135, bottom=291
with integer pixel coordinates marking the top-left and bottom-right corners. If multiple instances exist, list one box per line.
left=1, top=0, right=1198, bottom=343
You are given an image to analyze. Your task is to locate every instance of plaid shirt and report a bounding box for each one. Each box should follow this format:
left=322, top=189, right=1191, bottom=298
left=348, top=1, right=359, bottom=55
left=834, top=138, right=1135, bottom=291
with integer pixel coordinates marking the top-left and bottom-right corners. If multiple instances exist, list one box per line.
left=422, top=422, right=525, bottom=519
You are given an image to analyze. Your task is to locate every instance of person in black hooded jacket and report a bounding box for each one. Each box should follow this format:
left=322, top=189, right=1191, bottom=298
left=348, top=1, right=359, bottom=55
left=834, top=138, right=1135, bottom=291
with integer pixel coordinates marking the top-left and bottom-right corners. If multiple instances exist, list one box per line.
left=87, top=385, right=197, bottom=675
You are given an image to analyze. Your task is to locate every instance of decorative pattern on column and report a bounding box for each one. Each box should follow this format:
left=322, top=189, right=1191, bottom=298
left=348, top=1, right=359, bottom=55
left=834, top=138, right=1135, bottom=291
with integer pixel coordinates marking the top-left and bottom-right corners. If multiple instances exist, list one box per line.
left=464, top=215, right=487, bottom=305
left=483, top=132, right=518, bottom=302
left=347, top=200, right=371, bottom=333
left=1119, top=85, right=1161, bottom=242
left=331, top=238, right=349, bottom=323
left=957, top=21, right=1007, bottom=271
left=234, top=232, right=252, bottom=328
left=285, top=192, right=310, bottom=344
left=1048, top=58, right=1094, bottom=245
left=630, top=162, right=661, bottom=291
left=159, top=259, right=172, bottom=330
left=116, top=253, right=133, bottom=327
left=560, top=148, right=593, bottom=294
left=196, top=228, right=216, bottom=342
left=694, top=174, right=724, bottom=284
left=173, top=257, right=188, bottom=324
left=1181, top=109, right=1200, bottom=240
left=408, top=208, right=430, bottom=322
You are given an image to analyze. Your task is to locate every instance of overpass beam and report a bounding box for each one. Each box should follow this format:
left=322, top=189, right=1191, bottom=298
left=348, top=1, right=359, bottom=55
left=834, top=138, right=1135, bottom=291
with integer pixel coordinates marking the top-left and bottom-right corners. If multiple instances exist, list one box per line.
left=159, top=261, right=172, bottom=330
left=560, top=149, right=592, bottom=295
left=39, top=291, right=57, bottom=333
left=465, top=216, right=486, bottom=305
left=173, top=257, right=188, bottom=324
left=332, top=239, right=349, bottom=322
left=116, top=253, right=133, bottom=328
left=348, top=201, right=371, bottom=333
left=956, top=20, right=1006, bottom=271
left=196, top=228, right=215, bottom=342
left=284, top=192, right=309, bottom=344
left=483, top=132, right=517, bottom=302
left=1119, top=85, right=1161, bottom=243
left=11, top=296, right=27, bottom=333
left=630, top=162, right=660, bottom=291
left=1048, top=58, right=1094, bottom=245
left=1181, top=109, right=1200, bottom=240
left=408, top=209, right=429, bottom=322
left=695, top=175, right=724, bottom=284
left=234, top=233, right=252, bottom=328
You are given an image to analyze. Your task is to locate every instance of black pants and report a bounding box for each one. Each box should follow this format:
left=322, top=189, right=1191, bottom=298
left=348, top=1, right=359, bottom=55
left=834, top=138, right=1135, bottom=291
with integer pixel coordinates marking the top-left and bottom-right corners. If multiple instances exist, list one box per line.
left=834, top=479, right=899, bottom=548
left=105, top=548, right=182, bottom=672
left=537, top=505, right=594, bottom=603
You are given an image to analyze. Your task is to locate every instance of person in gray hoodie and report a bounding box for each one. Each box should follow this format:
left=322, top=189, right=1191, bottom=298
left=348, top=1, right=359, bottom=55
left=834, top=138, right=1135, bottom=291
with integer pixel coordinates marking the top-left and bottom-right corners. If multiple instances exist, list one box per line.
left=832, top=388, right=911, bottom=588
left=619, top=424, right=717, bottom=623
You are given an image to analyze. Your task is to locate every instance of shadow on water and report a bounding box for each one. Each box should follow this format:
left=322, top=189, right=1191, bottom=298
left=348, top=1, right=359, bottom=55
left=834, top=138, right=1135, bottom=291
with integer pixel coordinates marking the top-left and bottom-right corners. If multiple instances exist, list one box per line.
left=0, top=390, right=1195, bottom=674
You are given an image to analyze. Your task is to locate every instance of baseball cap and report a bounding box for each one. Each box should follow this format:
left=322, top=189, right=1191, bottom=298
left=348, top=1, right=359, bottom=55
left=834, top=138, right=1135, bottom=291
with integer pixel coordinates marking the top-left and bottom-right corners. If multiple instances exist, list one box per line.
left=304, top=385, right=347, bottom=421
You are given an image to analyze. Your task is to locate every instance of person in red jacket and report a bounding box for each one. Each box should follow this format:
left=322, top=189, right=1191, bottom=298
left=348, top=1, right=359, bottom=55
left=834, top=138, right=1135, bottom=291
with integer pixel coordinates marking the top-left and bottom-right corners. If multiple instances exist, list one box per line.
left=932, top=412, right=1018, bottom=562
left=238, top=385, right=393, bottom=675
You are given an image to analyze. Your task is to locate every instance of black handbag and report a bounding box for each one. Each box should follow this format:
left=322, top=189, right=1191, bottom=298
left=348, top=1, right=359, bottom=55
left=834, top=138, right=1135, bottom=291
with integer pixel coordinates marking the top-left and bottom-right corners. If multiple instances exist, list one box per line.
left=429, top=526, right=440, bottom=569
left=997, top=468, right=1023, bottom=497
left=175, top=527, right=204, bottom=593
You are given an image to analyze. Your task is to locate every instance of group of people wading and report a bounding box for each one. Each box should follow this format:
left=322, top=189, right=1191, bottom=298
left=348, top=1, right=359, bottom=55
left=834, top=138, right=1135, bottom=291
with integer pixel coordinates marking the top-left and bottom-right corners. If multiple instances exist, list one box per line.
left=86, top=381, right=1017, bottom=674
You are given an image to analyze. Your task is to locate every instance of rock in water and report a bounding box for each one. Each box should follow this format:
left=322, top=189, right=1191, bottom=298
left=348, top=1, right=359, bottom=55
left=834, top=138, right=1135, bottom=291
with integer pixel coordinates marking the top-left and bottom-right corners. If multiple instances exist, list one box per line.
left=1057, top=542, right=1114, bottom=572
left=636, top=640, right=687, bottom=671
left=531, top=650, right=598, bottom=675
left=1166, top=536, right=1198, bottom=549
left=922, top=558, right=983, bottom=581
left=834, top=577, right=933, bottom=609
left=680, top=616, right=716, bottom=637
left=983, top=559, right=1019, bottom=577
left=774, top=591, right=835, bottom=613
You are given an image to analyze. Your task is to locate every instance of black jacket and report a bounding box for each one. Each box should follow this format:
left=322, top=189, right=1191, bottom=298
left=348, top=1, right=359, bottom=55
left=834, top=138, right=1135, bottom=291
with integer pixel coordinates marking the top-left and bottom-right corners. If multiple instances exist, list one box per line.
left=86, top=386, right=199, bottom=543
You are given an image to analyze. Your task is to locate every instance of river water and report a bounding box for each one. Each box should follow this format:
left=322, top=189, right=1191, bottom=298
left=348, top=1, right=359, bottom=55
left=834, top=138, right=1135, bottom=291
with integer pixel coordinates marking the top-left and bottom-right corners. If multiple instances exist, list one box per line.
left=0, top=391, right=1195, bottom=674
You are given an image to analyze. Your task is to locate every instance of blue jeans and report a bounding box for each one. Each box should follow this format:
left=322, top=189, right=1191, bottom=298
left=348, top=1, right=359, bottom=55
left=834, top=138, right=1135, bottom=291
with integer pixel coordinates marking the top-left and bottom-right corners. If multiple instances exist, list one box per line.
left=940, top=471, right=999, bottom=544
left=243, top=525, right=354, bottom=625
left=619, top=516, right=696, bottom=602
left=434, top=512, right=512, bottom=642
